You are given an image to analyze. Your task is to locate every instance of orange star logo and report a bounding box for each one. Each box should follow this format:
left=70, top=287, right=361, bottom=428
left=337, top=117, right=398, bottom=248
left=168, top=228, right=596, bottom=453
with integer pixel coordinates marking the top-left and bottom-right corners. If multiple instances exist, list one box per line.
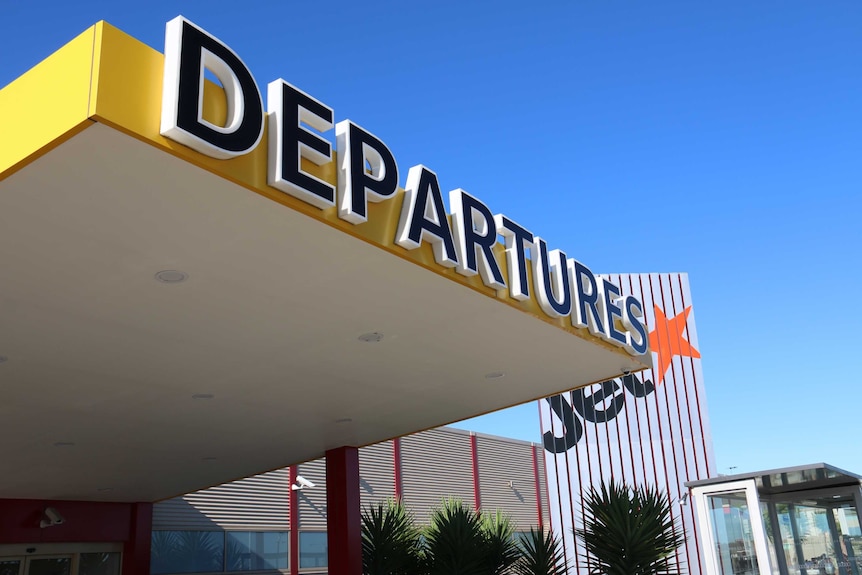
left=648, top=305, right=700, bottom=385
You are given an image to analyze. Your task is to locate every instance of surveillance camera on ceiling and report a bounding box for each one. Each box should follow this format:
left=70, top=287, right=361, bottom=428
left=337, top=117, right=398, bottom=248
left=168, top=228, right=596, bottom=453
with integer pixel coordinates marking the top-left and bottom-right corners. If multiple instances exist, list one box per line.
left=292, top=475, right=316, bottom=490
left=40, top=507, right=65, bottom=528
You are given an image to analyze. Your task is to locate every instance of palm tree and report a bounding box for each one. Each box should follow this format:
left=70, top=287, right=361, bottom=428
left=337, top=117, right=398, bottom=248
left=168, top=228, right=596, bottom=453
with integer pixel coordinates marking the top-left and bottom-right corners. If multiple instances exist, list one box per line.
left=482, top=509, right=521, bottom=575
left=424, top=498, right=487, bottom=575
left=576, top=480, right=685, bottom=575
left=361, top=499, right=424, bottom=575
left=513, top=527, right=568, bottom=575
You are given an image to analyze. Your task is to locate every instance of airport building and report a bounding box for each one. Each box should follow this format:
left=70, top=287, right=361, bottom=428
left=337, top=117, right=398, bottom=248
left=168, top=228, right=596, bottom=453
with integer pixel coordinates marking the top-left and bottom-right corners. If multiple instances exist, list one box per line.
left=150, top=428, right=548, bottom=575
left=0, top=16, right=650, bottom=575
left=6, top=15, right=859, bottom=575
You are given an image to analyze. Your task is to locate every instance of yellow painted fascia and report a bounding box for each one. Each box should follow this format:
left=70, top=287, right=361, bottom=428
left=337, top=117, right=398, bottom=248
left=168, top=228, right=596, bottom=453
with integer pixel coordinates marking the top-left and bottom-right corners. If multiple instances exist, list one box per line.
left=0, top=25, right=99, bottom=178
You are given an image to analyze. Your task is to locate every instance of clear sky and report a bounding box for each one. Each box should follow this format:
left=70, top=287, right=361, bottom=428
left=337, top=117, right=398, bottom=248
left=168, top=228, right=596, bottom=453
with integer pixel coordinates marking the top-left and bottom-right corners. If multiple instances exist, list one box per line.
left=3, top=1, right=861, bottom=476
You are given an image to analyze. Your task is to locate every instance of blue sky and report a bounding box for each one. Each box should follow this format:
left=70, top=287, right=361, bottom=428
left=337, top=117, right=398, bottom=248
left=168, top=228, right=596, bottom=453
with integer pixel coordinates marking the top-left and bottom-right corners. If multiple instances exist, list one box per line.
left=3, top=1, right=861, bottom=475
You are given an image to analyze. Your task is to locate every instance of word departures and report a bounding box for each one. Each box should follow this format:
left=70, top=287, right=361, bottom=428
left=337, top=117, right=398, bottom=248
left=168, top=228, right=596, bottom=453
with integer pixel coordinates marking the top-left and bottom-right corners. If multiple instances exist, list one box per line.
left=159, top=16, right=649, bottom=358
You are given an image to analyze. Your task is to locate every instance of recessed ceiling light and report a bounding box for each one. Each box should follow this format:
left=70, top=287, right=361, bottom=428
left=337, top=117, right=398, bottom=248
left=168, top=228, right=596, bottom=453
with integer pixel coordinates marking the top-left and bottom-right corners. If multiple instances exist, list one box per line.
left=358, top=332, right=383, bottom=343
left=335, top=418, right=353, bottom=424
left=202, top=456, right=218, bottom=462
left=155, top=270, right=188, bottom=284
left=192, top=393, right=215, bottom=400
left=484, top=372, right=505, bottom=380
left=54, top=441, right=76, bottom=447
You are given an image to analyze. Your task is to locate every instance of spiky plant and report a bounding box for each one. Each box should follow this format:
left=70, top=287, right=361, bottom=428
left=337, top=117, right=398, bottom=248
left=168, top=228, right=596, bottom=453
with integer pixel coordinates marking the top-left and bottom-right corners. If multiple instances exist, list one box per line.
left=576, top=480, right=685, bottom=575
left=514, top=527, right=568, bottom=575
left=482, top=509, right=521, bottom=575
left=361, top=498, right=424, bottom=575
left=424, top=498, right=487, bottom=575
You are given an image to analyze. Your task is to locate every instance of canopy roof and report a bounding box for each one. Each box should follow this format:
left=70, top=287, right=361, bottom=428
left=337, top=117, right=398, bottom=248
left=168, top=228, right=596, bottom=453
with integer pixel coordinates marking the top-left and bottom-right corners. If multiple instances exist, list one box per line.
left=0, top=22, right=648, bottom=502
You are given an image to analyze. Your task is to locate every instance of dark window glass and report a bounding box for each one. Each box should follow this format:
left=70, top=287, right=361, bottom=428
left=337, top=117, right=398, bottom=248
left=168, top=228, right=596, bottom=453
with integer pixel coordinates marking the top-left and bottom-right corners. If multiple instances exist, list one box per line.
left=26, top=559, right=70, bottom=575
left=150, top=531, right=225, bottom=574
left=0, top=560, right=20, bottom=575
left=226, top=532, right=288, bottom=571
left=79, top=553, right=121, bottom=575
left=298, top=532, right=327, bottom=568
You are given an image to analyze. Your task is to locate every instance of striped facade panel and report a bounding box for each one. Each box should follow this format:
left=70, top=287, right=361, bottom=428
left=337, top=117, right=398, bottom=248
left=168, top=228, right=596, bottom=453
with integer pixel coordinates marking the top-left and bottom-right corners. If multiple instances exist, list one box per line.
left=359, top=440, right=396, bottom=509
left=401, top=427, right=474, bottom=524
left=153, top=468, right=290, bottom=531
left=475, top=434, right=540, bottom=529
left=540, top=273, right=715, bottom=575
left=296, top=459, right=327, bottom=530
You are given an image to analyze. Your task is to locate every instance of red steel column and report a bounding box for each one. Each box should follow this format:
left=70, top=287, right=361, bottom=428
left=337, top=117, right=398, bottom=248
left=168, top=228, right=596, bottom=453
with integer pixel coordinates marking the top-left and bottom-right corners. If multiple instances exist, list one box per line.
left=393, top=438, right=403, bottom=501
left=531, top=445, right=543, bottom=529
left=288, top=466, right=299, bottom=575
left=470, top=434, right=481, bottom=511
left=122, top=503, right=153, bottom=575
left=326, top=446, right=361, bottom=575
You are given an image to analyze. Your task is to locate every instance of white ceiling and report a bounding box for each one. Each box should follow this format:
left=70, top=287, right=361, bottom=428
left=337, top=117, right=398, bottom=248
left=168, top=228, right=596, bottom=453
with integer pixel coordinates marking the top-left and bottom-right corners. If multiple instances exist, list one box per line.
left=0, top=123, right=643, bottom=502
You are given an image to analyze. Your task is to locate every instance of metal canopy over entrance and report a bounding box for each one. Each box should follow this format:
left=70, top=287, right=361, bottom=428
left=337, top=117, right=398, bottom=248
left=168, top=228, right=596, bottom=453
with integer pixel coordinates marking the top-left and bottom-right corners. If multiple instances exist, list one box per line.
left=0, top=21, right=650, bottom=504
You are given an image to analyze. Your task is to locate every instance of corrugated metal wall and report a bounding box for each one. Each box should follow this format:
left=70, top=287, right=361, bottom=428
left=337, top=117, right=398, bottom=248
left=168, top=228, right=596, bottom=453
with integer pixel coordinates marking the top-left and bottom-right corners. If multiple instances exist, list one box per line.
left=540, top=272, right=715, bottom=575
left=153, top=468, right=289, bottom=530
left=358, top=441, right=395, bottom=509
left=475, top=434, right=540, bottom=529
left=296, top=459, right=327, bottom=531
left=400, top=428, right=475, bottom=524
left=152, top=427, right=547, bottom=574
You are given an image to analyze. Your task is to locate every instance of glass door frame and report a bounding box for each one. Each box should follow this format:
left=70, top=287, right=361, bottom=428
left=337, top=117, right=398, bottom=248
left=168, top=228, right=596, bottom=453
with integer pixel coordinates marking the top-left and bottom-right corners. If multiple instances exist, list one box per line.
left=0, top=544, right=122, bottom=575
left=692, top=479, right=774, bottom=575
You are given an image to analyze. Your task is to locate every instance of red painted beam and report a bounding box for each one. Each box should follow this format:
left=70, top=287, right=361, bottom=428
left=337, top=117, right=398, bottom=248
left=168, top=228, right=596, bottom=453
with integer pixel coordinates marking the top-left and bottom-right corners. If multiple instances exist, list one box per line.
left=393, top=438, right=403, bottom=501
left=531, top=445, right=543, bottom=529
left=470, top=434, right=481, bottom=511
left=0, top=499, right=136, bottom=543
left=326, top=446, right=361, bottom=575
left=288, top=466, right=299, bottom=575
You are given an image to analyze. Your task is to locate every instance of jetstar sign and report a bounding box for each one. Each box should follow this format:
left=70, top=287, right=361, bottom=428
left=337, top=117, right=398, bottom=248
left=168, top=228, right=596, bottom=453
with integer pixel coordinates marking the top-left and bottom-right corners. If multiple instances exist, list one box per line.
left=158, top=16, right=650, bottom=357
left=543, top=305, right=701, bottom=453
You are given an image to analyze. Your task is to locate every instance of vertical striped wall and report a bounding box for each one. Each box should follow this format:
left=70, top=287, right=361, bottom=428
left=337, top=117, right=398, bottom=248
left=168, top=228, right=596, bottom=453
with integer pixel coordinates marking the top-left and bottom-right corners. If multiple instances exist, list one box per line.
left=539, top=273, right=715, bottom=575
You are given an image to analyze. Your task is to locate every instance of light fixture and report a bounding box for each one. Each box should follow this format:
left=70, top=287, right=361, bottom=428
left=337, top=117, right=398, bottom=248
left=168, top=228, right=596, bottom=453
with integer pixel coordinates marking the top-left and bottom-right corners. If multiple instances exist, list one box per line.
left=192, top=393, right=215, bottom=400
left=0, top=356, right=8, bottom=364
left=155, top=270, right=188, bottom=284
left=53, top=441, right=75, bottom=447
left=358, top=332, right=383, bottom=343
left=485, top=372, right=505, bottom=380
left=507, top=480, right=515, bottom=489
left=335, top=418, right=353, bottom=424
left=97, top=487, right=114, bottom=493
left=679, top=492, right=689, bottom=505
left=202, top=456, right=218, bottom=462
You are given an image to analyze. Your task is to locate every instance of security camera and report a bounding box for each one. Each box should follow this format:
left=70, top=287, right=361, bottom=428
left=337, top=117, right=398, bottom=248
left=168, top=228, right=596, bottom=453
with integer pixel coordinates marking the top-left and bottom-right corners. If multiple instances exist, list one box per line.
left=292, top=475, right=316, bottom=490
left=621, top=369, right=632, bottom=377
left=40, top=507, right=65, bottom=528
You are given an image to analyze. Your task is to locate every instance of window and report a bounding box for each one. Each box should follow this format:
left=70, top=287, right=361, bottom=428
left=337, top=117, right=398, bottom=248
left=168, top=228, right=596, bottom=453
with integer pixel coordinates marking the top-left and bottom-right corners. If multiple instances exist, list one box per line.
left=79, top=553, right=121, bottom=575
left=226, top=532, right=288, bottom=571
left=151, top=531, right=293, bottom=575
left=298, top=532, right=327, bottom=569
left=151, top=531, right=225, bottom=574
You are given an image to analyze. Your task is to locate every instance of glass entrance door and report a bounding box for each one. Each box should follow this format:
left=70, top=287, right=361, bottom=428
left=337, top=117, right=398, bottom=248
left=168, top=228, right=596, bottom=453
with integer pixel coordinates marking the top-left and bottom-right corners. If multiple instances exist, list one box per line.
left=24, top=557, right=71, bottom=575
left=694, top=479, right=774, bottom=575
left=0, top=544, right=121, bottom=575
